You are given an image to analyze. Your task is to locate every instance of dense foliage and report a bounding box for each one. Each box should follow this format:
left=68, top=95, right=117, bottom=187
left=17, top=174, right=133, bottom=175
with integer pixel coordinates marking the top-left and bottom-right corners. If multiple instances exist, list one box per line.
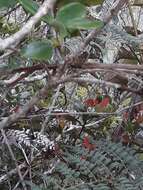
left=0, top=0, right=143, bottom=190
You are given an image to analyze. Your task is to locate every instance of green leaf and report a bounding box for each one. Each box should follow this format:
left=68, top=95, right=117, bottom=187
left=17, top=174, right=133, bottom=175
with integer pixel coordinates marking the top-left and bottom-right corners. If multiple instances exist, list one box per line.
left=67, top=18, right=103, bottom=30
left=56, top=2, right=103, bottom=31
left=21, top=41, right=53, bottom=61
left=51, top=20, right=68, bottom=40
left=18, top=0, right=51, bottom=23
left=19, top=0, right=39, bottom=14
left=56, top=0, right=104, bottom=7
left=56, top=2, right=86, bottom=25
left=0, top=0, right=17, bottom=8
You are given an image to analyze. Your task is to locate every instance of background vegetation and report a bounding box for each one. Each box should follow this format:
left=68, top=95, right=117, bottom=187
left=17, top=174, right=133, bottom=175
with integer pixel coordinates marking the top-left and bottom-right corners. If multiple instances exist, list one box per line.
left=0, top=0, right=143, bottom=189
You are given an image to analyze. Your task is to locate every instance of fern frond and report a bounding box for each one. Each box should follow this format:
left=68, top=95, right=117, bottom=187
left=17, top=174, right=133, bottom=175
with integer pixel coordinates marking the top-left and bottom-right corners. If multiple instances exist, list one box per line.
left=0, top=129, right=55, bottom=152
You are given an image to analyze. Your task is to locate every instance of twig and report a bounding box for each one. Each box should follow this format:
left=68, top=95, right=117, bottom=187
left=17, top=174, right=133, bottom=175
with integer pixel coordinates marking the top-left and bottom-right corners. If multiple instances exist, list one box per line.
left=82, top=0, right=127, bottom=48
left=40, top=84, right=62, bottom=133
left=71, top=77, right=121, bottom=89
left=0, top=82, right=51, bottom=129
left=12, top=169, right=29, bottom=190
left=0, top=163, right=26, bottom=184
left=3, top=4, right=21, bottom=17
left=1, top=129, right=27, bottom=190
left=117, top=100, right=143, bottom=114
left=85, top=60, right=143, bottom=71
